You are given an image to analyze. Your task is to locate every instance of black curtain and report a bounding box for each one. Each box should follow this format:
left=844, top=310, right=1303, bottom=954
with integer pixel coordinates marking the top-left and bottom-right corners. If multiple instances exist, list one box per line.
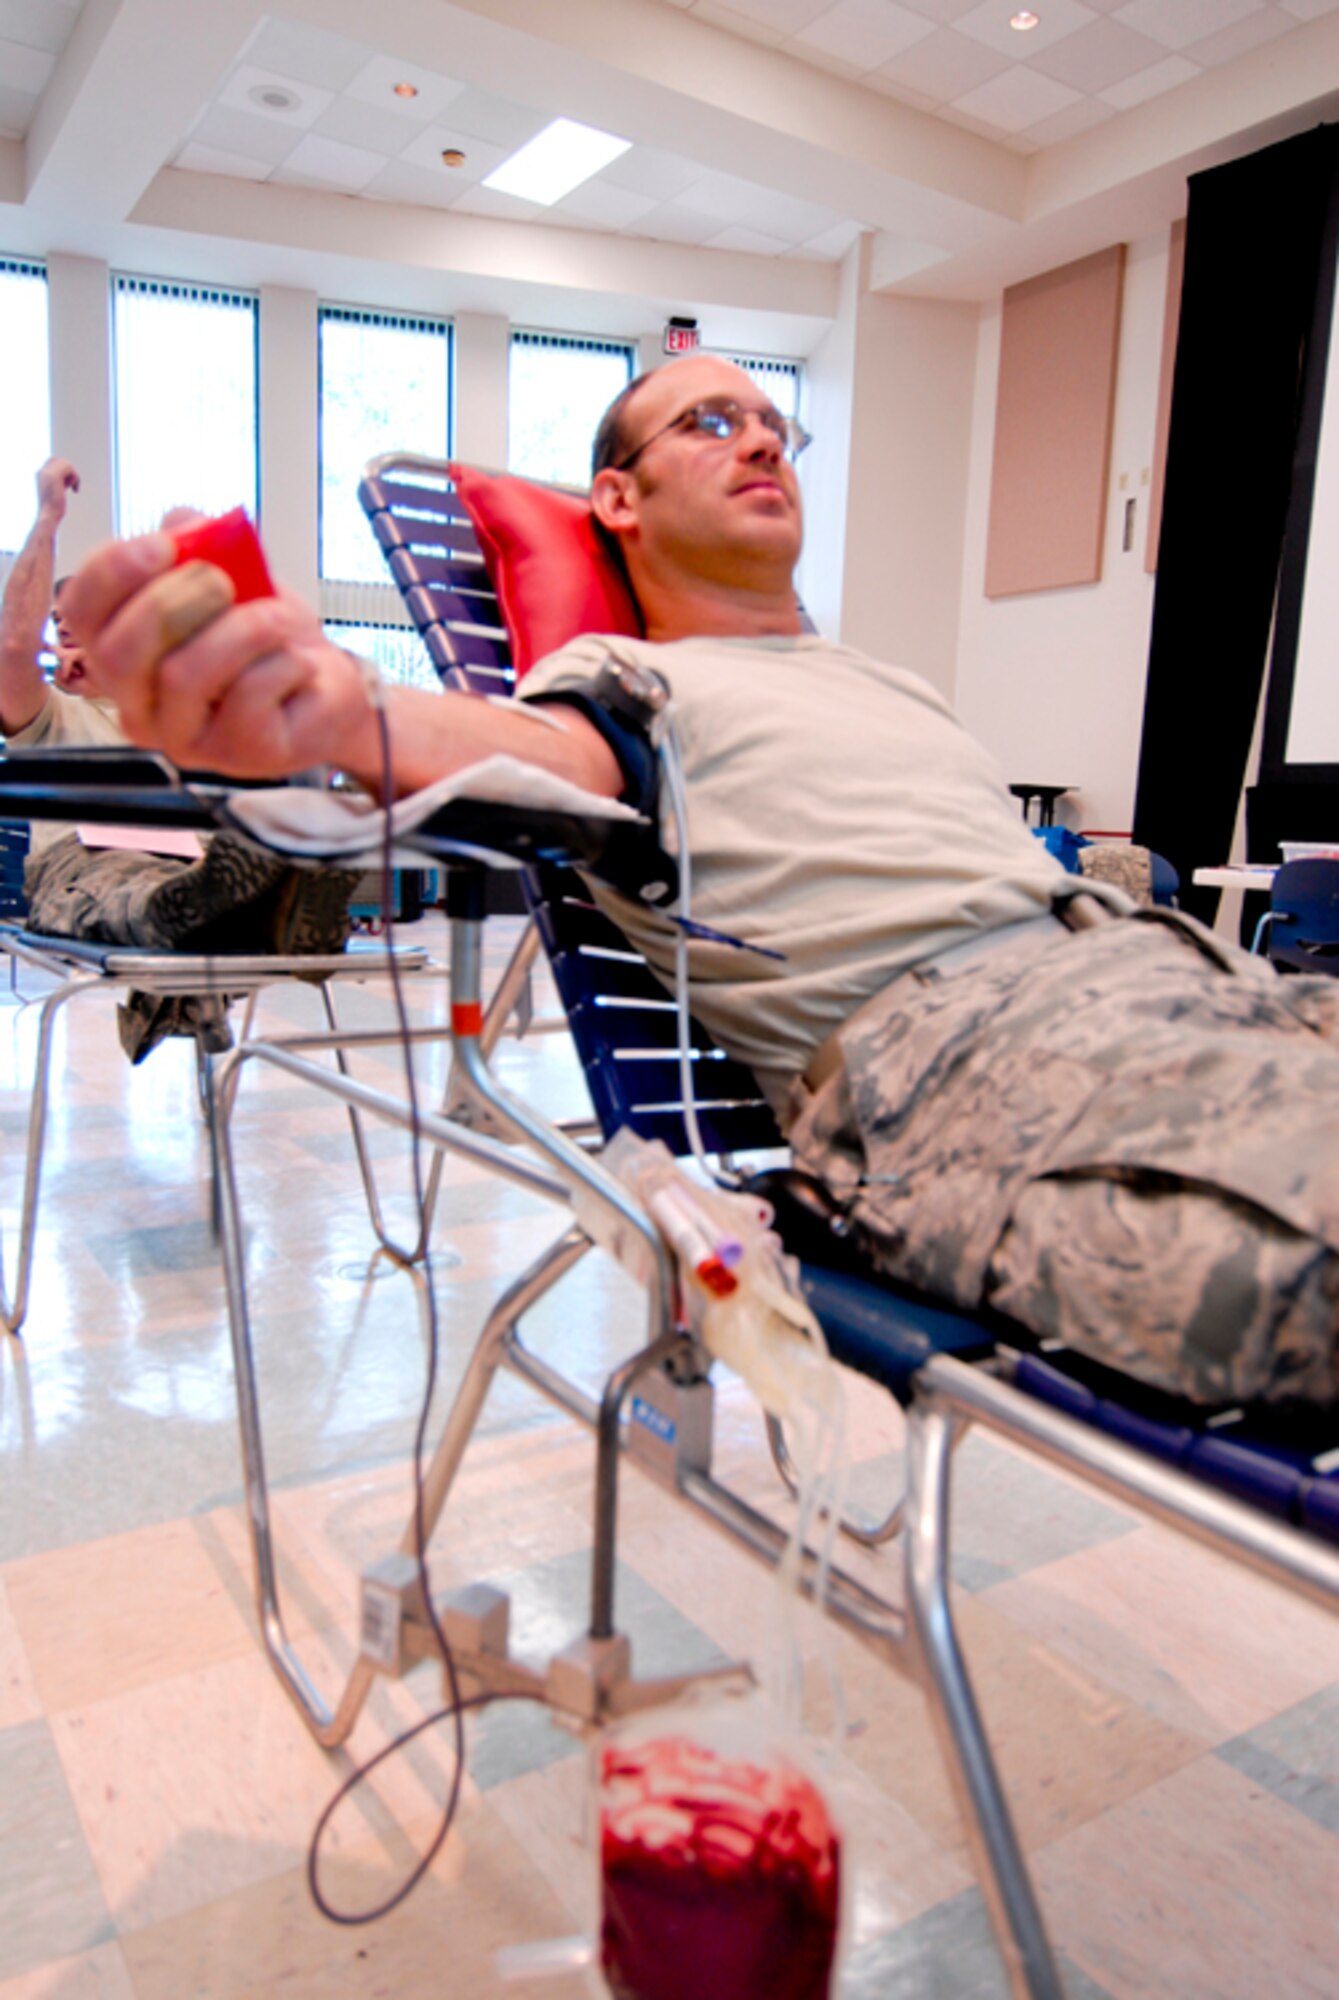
left=1132, top=123, right=1339, bottom=920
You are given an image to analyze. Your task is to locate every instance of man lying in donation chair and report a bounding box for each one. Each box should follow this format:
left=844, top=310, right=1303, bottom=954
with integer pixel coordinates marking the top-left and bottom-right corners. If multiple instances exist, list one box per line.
left=60, top=357, right=1339, bottom=2000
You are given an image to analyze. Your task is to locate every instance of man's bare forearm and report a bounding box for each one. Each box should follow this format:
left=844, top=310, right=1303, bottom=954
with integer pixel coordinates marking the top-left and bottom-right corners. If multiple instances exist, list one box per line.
left=334, top=680, right=623, bottom=802
left=0, top=506, right=59, bottom=734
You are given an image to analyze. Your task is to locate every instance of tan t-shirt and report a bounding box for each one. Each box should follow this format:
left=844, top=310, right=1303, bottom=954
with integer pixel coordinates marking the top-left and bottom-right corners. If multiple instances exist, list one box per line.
left=520, top=632, right=1067, bottom=1087
left=7, top=689, right=128, bottom=855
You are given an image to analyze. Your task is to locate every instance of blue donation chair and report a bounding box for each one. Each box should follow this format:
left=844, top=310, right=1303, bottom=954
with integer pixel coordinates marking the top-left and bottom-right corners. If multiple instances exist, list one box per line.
left=98, top=456, right=1339, bottom=2000
left=1257, top=856, right=1339, bottom=974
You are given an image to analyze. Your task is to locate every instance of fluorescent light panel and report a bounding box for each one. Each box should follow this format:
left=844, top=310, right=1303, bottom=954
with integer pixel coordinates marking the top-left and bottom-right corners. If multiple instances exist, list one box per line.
left=483, top=117, right=631, bottom=205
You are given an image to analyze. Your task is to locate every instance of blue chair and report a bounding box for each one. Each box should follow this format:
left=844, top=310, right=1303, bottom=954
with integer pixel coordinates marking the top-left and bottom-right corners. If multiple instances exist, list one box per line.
left=1259, top=857, right=1339, bottom=974
left=202, top=455, right=1339, bottom=1999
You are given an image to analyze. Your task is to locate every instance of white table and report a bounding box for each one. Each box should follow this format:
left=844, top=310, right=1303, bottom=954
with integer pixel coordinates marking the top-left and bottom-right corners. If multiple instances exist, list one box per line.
left=1192, top=865, right=1277, bottom=891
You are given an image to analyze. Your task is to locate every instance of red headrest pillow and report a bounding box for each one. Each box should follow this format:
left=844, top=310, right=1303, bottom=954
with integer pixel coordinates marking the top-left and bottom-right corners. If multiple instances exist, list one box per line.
left=446, top=462, right=643, bottom=680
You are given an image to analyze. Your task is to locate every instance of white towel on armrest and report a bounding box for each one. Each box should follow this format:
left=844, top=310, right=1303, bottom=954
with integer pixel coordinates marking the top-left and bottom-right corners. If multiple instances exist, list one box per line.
left=220, top=753, right=641, bottom=866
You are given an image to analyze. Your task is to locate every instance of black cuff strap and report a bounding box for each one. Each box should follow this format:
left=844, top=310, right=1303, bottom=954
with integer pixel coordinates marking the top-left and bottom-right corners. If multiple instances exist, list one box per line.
left=523, top=688, right=678, bottom=907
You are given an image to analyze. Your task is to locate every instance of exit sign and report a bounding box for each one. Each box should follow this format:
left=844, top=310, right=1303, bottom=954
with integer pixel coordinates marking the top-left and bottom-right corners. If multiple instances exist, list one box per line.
left=664, top=319, right=700, bottom=355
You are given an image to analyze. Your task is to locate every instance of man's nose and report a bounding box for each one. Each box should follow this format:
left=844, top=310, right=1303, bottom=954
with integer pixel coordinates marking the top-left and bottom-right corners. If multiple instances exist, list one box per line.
left=737, top=412, right=782, bottom=460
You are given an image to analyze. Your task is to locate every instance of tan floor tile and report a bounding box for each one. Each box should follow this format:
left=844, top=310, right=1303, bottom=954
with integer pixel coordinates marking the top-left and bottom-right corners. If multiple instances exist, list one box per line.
left=118, top=1791, right=585, bottom=2000
left=0, top=1944, right=135, bottom=2000
left=6, top=1520, right=257, bottom=1713
left=987, top=1519, right=1339, bottom=1742
left=820, top=1757, right=971, bottom=1947
left=828, top=1589, right=1206, bottom=1859
left=1038, top=1753, right=1339, bottom=1999
left=0, top=1576, right=42, bottom=1729
left=50, top=1643, right=460, bottom=1932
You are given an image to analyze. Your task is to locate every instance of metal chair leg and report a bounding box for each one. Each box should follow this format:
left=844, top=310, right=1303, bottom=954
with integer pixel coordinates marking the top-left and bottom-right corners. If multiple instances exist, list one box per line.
left=903, top=1395, right=1065, bottom=2000
left=318, top=976, right=435, bottom=1267
left=1, top=972, right=98, bottom=1336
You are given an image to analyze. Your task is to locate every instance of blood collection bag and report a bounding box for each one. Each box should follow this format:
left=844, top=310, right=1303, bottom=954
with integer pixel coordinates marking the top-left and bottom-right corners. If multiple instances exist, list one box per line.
left=598, top=1699, right=844, bottom=2000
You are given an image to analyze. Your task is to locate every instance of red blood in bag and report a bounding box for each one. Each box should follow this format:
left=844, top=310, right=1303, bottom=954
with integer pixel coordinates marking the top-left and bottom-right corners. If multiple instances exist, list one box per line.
left=599, top=1735, right=840, bottom=2000
left=171, top=508, right=275, bottom=603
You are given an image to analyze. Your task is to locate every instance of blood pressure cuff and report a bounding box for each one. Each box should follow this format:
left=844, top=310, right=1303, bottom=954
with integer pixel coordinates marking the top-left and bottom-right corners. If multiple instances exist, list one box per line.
left=523, top=684, right=679, bottom=909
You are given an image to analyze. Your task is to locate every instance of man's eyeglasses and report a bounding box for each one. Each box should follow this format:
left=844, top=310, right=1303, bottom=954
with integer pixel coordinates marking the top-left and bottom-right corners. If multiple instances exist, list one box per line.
left=614, top=395, right=813, bottom=472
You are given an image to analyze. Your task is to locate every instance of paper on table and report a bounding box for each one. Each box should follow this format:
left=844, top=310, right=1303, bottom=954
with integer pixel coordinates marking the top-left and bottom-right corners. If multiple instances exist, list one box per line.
left=222, top=754, right=641, bottom=864
left=77, top=824, right=205, bottom=860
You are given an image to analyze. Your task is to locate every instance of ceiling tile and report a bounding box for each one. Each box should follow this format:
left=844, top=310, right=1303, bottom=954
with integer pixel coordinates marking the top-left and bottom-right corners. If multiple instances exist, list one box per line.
left=949, top=63, right=1083, bottom=130
left=397, top=123, right=508, bottom=178
left=218, top=65, right=334, bottom=130
left=1029, top=15, right=1168, bottom=89
left=896, top=0, right=980, bottom=21
left=793, top=0, right=935, bottom=68
left=449, top=184, right=543, bottom=222
left=0, top=37, right=52, bottom=92
left=532, top=203, right=613, bottom=230
left=702, top=0, right=833, bottom=31
left=244, top=18, right=371, bottom=94
left=359, top=157, right=464, bottom=210
left=1185, top=1, right=1298, bottom=56
left=672, top=169, right=773, bottom=219
left=344, top=52, right=465, bottom=124
left=705, top=223, right=790, bottom=252
left=795, top=217, right=864, bottom=256
left=1021, top=93, right=1118, bottom=143
left=312, top=95, right=425, bottom=159
left=636, top=202, right=724, bottom=242
left=173, top=142, right=274, bottom=182
left=554, top=179, right=659, bottom=226
left=600, top=146, right=705, bottom=202
left=189, top=103, right=305, bottom=167
left=0, top=0, right=78, bottom=56
left=690, top=0, right=790, bottom=42
left=1099, top=49, right=1200, bottom=102
left=1110, top=0, right=1264, bottom=50
left=873, top=24, right=1008, bottom=97
left=444, top=87, right=552, bottom=150
left=272, top=132, right=387, bottom=192
left=954, top=0, right=1099, bottom=57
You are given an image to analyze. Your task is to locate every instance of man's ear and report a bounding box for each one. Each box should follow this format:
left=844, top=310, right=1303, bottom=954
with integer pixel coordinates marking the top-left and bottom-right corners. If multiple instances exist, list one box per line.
left=591, top=467, right=638, bottom=539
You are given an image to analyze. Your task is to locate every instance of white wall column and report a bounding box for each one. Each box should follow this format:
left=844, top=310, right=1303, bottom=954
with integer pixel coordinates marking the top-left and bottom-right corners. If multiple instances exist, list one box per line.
left=45, top=252, right=114, bottom=568
left=453, top=312, right=509, bottom=468
left=258, top=284, right=318, bottom=604
left=801, top=235, right=976, bottom=698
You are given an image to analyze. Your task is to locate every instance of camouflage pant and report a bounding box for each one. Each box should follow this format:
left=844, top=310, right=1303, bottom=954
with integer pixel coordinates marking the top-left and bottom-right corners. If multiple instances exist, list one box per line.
left=22, top=832, right=359, bottom=1064
left=788, top=909, right=1339, bottom=1407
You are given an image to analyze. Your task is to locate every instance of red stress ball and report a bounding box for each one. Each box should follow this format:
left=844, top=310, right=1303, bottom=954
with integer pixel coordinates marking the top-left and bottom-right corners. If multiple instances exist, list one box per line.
left=171, top=508, right=275, bottom=603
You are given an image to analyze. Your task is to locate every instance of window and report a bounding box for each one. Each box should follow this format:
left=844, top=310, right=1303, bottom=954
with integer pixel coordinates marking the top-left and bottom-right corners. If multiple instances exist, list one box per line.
left=319, top=305, right=452, bottom=586
left=509, top=331, right=635, bottom=488
left=322, top=621, right=440, bottom=695
left=723, top=353, right=803, bottom=424
left=0, top=259, right=50, bottom=556
left=112, top=276, right=258, bottom=537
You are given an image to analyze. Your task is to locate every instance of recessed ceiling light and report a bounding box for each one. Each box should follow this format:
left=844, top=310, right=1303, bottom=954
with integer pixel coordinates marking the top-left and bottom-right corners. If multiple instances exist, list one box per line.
left=1010, top=10, right=1040, bottom=28
left=248, top=82, right=301, bottom=112
left=393, top=81, right=418, bottom=98
left=441, top=148, right=467, bottom=168
left=482, top=117, right=632, bottom=206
